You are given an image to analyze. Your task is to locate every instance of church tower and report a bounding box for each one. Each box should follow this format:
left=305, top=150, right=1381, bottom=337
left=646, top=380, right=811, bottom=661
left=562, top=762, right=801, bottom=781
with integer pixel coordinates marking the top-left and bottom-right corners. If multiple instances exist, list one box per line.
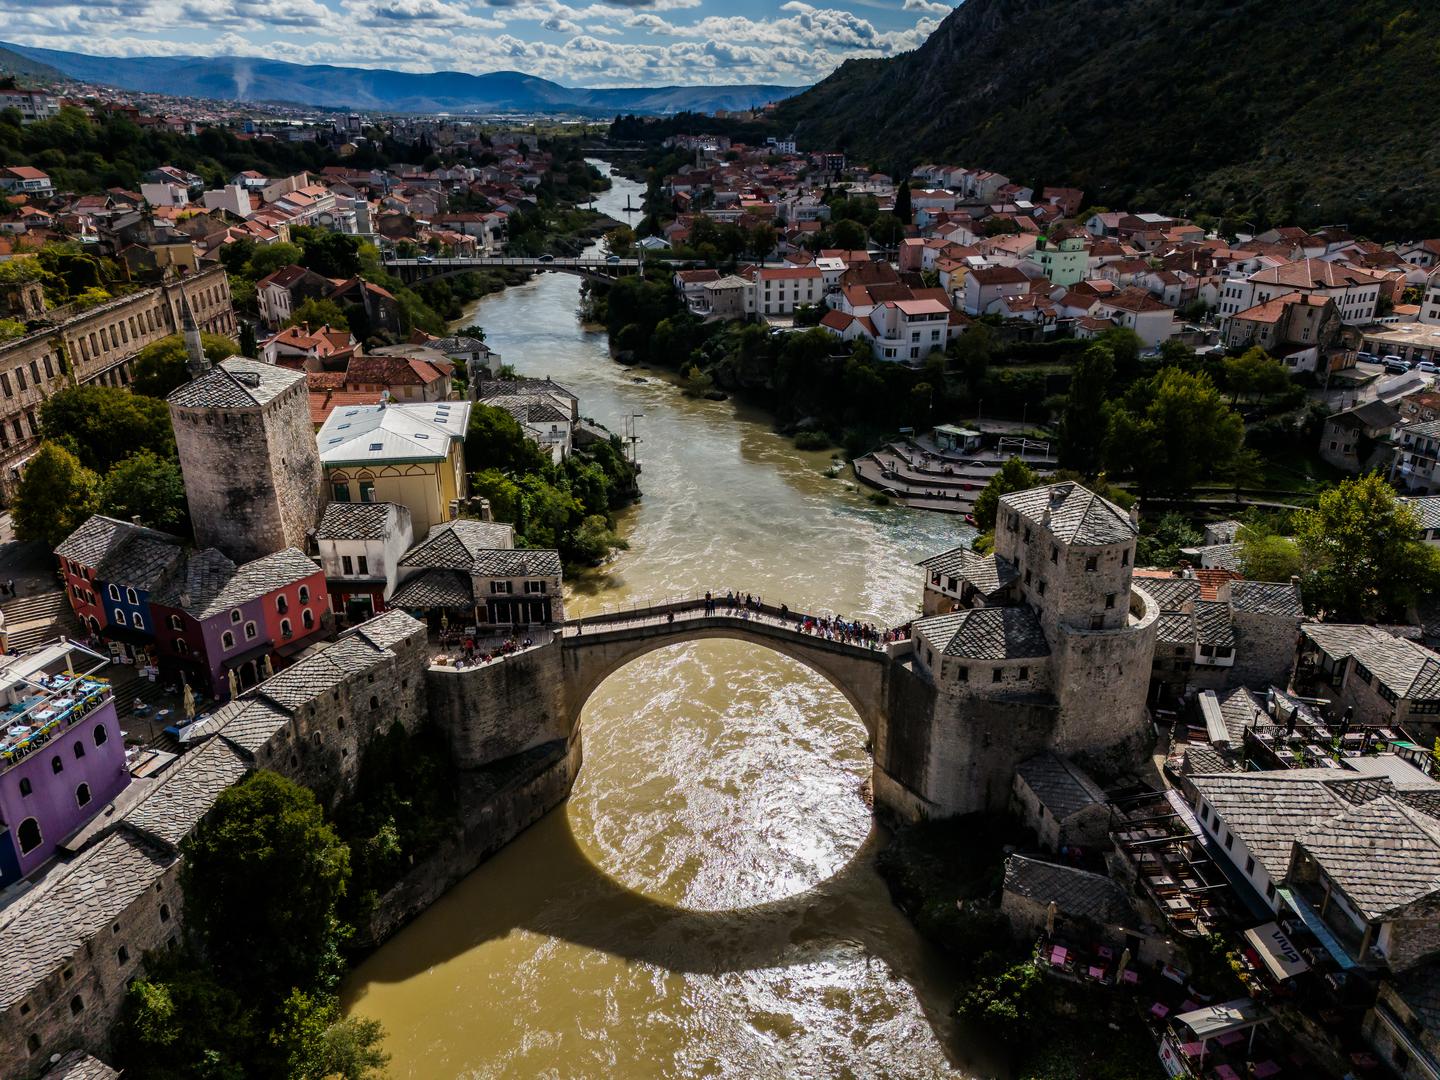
left=167, top=358, right=325, bottom=563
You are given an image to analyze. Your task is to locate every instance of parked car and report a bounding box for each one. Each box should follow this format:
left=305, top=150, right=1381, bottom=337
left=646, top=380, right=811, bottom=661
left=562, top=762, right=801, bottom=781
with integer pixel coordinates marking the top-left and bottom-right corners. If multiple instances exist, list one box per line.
left=1417, top=362, right=1440, bottom=374
left=1356, top=351, right=1378, bottom=363
left=1384, top=358, right=1411, bottom=375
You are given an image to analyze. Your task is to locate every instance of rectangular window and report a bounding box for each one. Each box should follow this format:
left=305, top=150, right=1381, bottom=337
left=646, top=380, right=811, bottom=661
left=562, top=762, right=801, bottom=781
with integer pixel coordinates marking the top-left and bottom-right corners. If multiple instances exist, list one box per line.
left=1245, top=856, right=1255, bottom=875
left=1037, top=580, right=1047, bottom=596
left=0, top=373, right=10, bottom=397
left=342, top=555, right=353, bottom=575
left=956, top=667, right=968, bottom=683
left=15, top=368, right=25, bottom=392
left=29, top=362, right=39, bottom=386
left=1224, top=832, right=1234, bottom=850
left=357, top=555, right=369, bottom=575
left=1106, top=593, right=1116, bottom=609
left=42, top=356, right=53, bottom=379
left=1086, top=556, right=1098, bottom=572
left=1050, top=546, right=1058, bottom=564
left=358, top=481, right=375, bottom=503
left=991, top=668, right=1002, bottom=683
left=331, top=482, right=349, bottom=502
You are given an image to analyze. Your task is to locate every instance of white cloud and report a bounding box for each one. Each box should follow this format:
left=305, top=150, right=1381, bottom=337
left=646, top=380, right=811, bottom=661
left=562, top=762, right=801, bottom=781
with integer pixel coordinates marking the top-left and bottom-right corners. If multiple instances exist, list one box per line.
left=902, top=0, right=951, bottom=12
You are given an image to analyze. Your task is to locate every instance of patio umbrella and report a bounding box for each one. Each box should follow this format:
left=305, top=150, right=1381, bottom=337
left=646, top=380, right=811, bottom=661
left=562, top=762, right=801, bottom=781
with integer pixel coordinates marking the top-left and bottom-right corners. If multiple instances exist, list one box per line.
left=263, top=655, right=274, bottom=679
left=1045, top=901, right=1057, bottom=937
left=182, top=684, right=195, bottom=720
left=227, top=668, right=239, bottom=701
left=1116, top=948, right=1132, bottom=982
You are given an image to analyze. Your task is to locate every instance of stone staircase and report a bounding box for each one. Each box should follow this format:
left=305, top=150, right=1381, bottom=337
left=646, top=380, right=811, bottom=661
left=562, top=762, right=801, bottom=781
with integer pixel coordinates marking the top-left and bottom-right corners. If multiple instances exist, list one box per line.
left=2, top=589, right=81, bottom=652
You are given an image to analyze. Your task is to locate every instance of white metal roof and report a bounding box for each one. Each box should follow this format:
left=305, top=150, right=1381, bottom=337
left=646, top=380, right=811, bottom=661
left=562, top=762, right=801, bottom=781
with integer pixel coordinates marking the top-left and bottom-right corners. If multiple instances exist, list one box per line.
left=317, top=400, right=471, bottom=466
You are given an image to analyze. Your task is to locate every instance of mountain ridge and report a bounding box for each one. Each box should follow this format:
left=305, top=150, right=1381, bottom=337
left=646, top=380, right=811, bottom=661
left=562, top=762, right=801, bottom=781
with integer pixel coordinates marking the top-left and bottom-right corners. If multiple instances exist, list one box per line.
left=0, top=41, right=803, bottom=117
left=772, top=0, right=1440, bottom=237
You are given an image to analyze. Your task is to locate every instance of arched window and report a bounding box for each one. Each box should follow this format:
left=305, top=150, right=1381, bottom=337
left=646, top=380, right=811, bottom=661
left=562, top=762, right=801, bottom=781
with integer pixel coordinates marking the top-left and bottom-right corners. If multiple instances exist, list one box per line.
left=221, top=631, right=235, bottom=650
left=69, top=995, right=83, bottom=1015
left=113, top=610, right=127, bottom=627
left=281, top=619, right=292, bottom=639
left=370, top=695, right=379, bottom=712
left=230, top=609, right=242, bottom=624
left=302, top=609, right=314, bottom=630
left=107, top=584, right=120, bottom=601
left=17, top=817, right=40, bottom=853
left=18, top=777, right=31, bottom=796
left=298, top=585, right=310, bottom=604
left=176, top=638, right=189, bottom=655
left=94, top=724, right=108, bottom=746
left=276, top=594, right=289, bottom=614
left=51, top=755, right=63, bottom=774
left=159, top=903, right=170, bottom=923
left=126, top=587, right=138, bottom=605
left=169, top=614, right=182, bottom=631
left=244, top=621, right=258, bottom=640
left=133, top=611, right=144, bottom=632
left=75, top=783, right=91, bottom=807
left=73, top=741, right=85, bottom=759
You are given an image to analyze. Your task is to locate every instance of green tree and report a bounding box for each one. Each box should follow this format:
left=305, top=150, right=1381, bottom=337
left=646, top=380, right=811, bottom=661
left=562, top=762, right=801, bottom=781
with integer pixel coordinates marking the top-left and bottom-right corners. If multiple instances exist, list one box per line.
left=238, top=320, right=258, bottom=358
left=13, top=441, right=100, bottom=548
left=604, top=226, right=636, bottom=258
left=131, top=332, right=239, bottom=398
left=1103, top=367, right=1243, bottom=498
left=831, top=218, right=867, bottom=250
left=870, top=213, right=905, bottom=248
left=0, top=318, right=25, bottom=342
left=1239, top=532, right=1304, bottom=582
left=1058, top=343, right=1114, bottom=476
left=284, top=297, right=349, bottom=331
left=245, top=241, right=305, bottom=281
left=40, top=385, right=175, bottom=473
left=464, top=404, right=549, bottom=474
left=293, top=226, right=362, bottom=279
left=950, top=322, right=992, bottom=391
left=182, top=771, right=351, bottom=1000
left=1135, top=511, right=1203, bottom=567
left=956, top=961, right=1042, bottom=1036
left=469, top=468, right=522, bottom=525
left=271, top=990, right=389, bottom=1080
left=114, top=957, right=256, bottom=1080
left=972, top=457, right=1039, bottom=533
left=1222, top=346, right=1290, bottom=404
left=1097, top=326, right=1142, bottom=380
left=100, top=451, right=188, bottom=531
left=1294, top=474, right=1440, bottom=620
left=894, top=178, right=912, bottom=223
left=567, top=514, right=629, bottom=566
left=748, top=223, right=777, bottom=260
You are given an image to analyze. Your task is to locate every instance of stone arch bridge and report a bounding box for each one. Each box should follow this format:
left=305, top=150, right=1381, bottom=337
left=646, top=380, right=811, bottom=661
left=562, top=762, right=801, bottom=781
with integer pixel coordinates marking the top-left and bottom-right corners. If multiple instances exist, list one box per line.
left=387, top=255, right=646, bottom=286
left=558, top=598, right=896, bottom=742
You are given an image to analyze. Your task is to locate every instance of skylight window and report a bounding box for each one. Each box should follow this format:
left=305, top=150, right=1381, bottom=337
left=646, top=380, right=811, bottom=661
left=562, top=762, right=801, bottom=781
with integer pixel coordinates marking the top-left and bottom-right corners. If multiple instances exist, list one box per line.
left=369, top=443, right=383, bottom=451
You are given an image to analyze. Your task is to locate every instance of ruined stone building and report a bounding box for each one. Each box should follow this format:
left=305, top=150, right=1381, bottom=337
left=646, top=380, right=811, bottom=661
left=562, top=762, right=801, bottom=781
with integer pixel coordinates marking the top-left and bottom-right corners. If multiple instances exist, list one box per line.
left=0, top=265, right=233, bottom=500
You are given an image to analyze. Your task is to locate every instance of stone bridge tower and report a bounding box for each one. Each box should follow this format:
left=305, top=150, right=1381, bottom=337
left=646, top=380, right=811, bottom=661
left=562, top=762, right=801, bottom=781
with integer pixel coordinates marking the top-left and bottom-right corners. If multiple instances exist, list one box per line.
left=168, top=358, right=326, bottom=563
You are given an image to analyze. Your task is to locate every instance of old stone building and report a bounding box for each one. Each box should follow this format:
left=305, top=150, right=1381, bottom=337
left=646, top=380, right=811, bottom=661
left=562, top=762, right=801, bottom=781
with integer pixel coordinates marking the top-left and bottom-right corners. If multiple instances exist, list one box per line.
left=168, top=358, right=326, bottom=564
left=896, top=482, right=1160, bottom=816
left=0, top=265, right=234, bottom=499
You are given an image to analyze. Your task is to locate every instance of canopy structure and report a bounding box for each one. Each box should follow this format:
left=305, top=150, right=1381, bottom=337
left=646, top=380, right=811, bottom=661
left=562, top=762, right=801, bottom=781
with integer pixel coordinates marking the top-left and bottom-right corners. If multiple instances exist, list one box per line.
left=1243, top=923, right=1310, bottom=982
left=1175, top=997, right=1269, bottom=1041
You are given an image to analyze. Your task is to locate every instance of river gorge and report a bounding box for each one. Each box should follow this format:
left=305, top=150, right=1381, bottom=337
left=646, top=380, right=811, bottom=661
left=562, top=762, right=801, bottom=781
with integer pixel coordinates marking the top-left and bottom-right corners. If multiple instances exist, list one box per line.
left=342, top=164, right=995, bottom=1079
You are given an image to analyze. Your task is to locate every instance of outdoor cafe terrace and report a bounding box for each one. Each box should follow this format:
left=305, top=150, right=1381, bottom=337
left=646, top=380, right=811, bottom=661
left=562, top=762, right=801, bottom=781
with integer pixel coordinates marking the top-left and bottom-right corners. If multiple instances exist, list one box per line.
left=0, top=642, right=112, bottom=771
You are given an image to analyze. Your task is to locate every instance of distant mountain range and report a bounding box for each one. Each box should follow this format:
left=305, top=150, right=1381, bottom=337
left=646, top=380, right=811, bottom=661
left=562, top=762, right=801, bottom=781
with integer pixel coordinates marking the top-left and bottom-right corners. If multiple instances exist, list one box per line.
left=773, top=0, right=1440, bottom=238
left=0, top=41, right=801, bottom=117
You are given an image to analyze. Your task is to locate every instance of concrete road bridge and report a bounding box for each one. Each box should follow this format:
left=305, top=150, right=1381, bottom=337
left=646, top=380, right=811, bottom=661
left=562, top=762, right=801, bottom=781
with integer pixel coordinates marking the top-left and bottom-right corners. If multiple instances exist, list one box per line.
left=558, top=597, right=900, bottom=742
left=386, top=255, right=656, bottom=285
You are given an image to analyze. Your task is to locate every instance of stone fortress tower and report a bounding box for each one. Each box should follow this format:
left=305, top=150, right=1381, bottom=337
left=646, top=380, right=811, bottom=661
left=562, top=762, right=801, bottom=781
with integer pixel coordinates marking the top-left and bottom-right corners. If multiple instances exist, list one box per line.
left=893, top=482, right=1159, bottom=817
left=167, top=308, right=326, bottom=563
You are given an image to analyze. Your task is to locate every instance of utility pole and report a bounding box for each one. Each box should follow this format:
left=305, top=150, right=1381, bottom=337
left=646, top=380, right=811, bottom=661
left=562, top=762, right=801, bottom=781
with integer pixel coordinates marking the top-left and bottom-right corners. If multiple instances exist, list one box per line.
left=626, top=412, right=644, bottom=466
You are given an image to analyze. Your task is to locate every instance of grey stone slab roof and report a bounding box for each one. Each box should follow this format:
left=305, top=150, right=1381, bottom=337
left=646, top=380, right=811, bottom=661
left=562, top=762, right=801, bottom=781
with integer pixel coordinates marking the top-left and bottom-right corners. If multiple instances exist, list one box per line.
left=176, top=698, right=247, bottom=746
left=0, top=831, right=175, bottom=1010
left=96, top=533, right=184, bottom=592
left=1181, top=744, right=1242, bottom=776
left=1189, top=771, right=1389, bottom=883
left=472, top=548, right=563, bottom=576
left=125, top=738, right=250, bottom=850
left=1157, top=611, right=1196, bottom=648
left=1195, top=601, right=1236, bottom=648
left=390, top=568, right=474, bottom=609
left=46, top=1050, right=121, bottom=1079
left=1001, top=482, right=1137, bottom=545
left=168, top=357, right=305, bottom=409
left=475, top=376, right=576, bottom=402
left=150, top=548, right=237, bottom=612
left=253, top=635, right=386, bottom=714
left=1136, top=576, right=1201, bottom=612
left=218, top=698, right=293, bottom=755
left=918, top=547, right=1017, bottom=597
left=315, top=500, right=405, bottom=540
left=398, top=518, right=517, bottom=571
left=429, top=334, right=491, bottom=356
left=348, top=609, right=425, bottom=652
left=1230, top=581, right=1303, bottom=617
left=1298, top=795, right=1440, bottom=920
left=1002, top=854, right=1133, bottom=926
left=1306, top=624, right=1440, bottom=701
left=1015, top=753, right=1106, bottom=820
left=54, top=514, right=181, bottom=570
left=1401, top=495, right=1440, bottom=532
left=1219, top=686, right=1271, bottom=743
left=1392, top=962, right=1440, bottom=1040
left=204, top=548, right=321, bottom=616
left=915, top=606, right=1051, bottom=661
left=1397, top=790, right=1440, bottom=822
left=1195, top=542, right=1244, bottom=571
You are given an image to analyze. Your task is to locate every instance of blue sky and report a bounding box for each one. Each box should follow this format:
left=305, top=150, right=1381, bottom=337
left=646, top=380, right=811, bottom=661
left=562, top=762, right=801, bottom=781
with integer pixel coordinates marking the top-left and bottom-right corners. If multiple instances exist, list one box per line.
left=2, top=0, right=953, bottom=87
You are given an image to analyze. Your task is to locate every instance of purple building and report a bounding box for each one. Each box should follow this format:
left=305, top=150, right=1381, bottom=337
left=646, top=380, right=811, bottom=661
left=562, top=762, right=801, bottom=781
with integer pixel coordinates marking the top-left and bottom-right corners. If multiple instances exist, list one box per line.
left=0, top=641, right=128, bottom=886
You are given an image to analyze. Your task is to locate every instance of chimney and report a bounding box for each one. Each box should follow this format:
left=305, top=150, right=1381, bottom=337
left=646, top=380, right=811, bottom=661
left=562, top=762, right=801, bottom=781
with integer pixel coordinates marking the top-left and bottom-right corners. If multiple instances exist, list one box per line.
left=1290, top=575, right=1300, bottom=587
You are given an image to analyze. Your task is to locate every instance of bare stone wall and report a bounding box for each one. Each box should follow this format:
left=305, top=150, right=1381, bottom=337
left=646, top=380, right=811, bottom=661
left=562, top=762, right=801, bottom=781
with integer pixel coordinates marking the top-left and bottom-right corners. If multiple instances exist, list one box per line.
left=426, top=645, right=570, bottom=770
left=1049, top=588, right=1158, bottom=760
left=263, top=382, right=327, bottom=555
left=1229, top=611, right=1302, bottom=691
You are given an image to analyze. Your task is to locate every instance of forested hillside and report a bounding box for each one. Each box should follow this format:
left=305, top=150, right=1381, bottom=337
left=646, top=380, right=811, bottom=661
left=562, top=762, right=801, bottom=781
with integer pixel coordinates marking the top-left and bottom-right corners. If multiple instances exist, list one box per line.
left=772, top=0, right=1440, bottom=236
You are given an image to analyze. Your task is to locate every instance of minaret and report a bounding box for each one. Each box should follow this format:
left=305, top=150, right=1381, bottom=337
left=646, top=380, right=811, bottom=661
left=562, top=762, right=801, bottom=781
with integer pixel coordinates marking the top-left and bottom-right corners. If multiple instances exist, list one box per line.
left=181, top=292, right=207, bottom=378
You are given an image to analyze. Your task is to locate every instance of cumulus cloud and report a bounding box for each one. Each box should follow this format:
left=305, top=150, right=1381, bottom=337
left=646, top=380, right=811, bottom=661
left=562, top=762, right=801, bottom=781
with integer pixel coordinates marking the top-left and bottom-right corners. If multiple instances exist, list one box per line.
left=0, top=0, right=942, bottom=86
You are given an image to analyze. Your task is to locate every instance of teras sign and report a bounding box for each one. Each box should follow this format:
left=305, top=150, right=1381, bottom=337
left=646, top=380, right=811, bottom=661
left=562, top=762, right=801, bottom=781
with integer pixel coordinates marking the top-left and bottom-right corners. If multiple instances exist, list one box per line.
left=1243, top=921, right=1310, bottom=981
